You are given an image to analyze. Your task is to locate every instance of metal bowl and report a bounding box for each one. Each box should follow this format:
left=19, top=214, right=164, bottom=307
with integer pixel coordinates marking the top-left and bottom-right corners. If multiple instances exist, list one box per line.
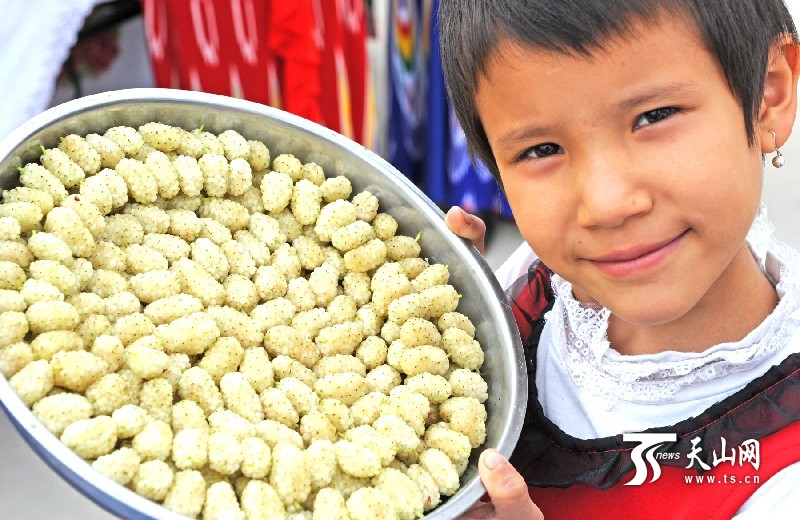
left=0, top=88, right=526, bottom=519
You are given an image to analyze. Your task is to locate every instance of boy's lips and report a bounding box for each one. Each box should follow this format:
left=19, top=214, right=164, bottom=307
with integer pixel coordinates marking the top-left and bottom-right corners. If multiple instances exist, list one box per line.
left=586, top=231, right=688, bottom=277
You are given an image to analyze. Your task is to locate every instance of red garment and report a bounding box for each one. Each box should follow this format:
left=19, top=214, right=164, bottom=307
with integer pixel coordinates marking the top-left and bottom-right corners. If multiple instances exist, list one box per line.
left=316, top=0, right=371, bottom=144
left=142, top=0, right=312, bottom=113
left=505, top=261, right=800, bottom=519
left=142, top=0, right=177, bottom=89
left=268, top=0, right=321, bottom=123
left=142, top=0, right=371, bottom=144
left=529, top=401, right=800, bottom=520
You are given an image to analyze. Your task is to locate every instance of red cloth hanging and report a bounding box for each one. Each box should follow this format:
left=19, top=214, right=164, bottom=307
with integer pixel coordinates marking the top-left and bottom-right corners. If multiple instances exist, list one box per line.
left=316, top=0, right=371, bottom=144
left=141, top=0, right=371, bottom=145
left=267, top=0, right=322, bottom=123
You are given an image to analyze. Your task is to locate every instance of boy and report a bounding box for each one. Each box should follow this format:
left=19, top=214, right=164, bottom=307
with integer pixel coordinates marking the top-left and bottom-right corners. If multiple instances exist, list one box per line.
left=440, top=1, right=800, bottom=518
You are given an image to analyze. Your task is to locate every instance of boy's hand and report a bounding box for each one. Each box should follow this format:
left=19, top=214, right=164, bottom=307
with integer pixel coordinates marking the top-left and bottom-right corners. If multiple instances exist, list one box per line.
left=460, top=450, right=544, bottom=520
left=445, top=206, right=487, bottom=255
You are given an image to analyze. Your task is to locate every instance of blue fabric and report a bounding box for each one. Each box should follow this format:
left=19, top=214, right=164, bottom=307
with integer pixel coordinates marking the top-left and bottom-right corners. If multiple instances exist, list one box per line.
left=387, top=0, right=427, bottom=186
left=387, top=0, right=512, bottom=217
left=424, top=2, right=448, bottom=205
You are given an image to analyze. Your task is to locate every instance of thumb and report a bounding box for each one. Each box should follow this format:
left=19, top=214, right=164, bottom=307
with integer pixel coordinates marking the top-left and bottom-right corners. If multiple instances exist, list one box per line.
left=444, top=206, right=487, bottom=254
left=479, top=450, right=543, bottom=520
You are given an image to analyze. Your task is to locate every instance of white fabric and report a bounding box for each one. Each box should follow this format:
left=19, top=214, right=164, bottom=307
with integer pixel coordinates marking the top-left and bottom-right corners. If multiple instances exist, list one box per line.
left=494, top=239, right=539, bottom=289
left=496, top=206, right=800, bottom=515
left=545, top=208, right=800, bottom=414
left=0, top=0, right=100, bottom=140
left=366, top=0, right=390, bottom=156
left=732, top=463, right=800, bottom=518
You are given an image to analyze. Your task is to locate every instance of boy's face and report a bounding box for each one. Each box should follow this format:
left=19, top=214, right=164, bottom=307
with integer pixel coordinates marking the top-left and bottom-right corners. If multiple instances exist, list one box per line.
left=475, top=15, right=765, bottom=327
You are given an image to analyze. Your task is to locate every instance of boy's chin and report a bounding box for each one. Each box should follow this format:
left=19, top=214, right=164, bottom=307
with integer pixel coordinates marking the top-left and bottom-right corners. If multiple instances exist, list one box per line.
left=603, top=296, right=709, bottom=354
left=612, top=295, right=697, bottom=325
left=574, top=287, right=688, bottom=324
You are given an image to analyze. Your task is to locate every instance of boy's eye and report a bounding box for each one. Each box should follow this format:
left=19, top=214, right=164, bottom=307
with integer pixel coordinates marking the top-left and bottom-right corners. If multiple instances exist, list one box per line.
left=521, top=143, right=563, bottom=160
left=634, top=107, right=678, bottom=129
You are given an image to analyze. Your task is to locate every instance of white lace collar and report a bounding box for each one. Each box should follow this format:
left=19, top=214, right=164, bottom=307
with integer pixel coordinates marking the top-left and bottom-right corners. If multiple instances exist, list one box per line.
left=547, top=206, right=800, bottom=408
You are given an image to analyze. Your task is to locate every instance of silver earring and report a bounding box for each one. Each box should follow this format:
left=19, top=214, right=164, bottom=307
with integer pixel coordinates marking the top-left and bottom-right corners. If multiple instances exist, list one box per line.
left=770, top=131, right=785, bottom=168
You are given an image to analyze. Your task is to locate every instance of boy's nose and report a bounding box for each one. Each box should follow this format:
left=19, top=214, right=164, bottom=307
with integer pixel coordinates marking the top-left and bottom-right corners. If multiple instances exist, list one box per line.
left=574, top=152, right=653, bottom=229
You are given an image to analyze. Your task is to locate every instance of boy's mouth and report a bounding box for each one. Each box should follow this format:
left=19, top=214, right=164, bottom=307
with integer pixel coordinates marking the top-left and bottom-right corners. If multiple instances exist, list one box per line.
left=586, top=230, right=689, bottom=277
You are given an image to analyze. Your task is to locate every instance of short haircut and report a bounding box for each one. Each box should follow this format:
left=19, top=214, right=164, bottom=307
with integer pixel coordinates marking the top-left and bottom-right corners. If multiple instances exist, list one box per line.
left=439, top=0, right=798, bottom=180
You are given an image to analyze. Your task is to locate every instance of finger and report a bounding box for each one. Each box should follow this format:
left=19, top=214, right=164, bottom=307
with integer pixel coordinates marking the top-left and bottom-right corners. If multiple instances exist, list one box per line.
left=445, top=206, right=487, bottom=254
left=479, top=450, right=543, bottom=520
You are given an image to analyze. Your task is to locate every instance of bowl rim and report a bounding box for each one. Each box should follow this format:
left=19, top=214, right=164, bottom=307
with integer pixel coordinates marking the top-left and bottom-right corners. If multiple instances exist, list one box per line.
left=0, top=88, right=527, bottom=519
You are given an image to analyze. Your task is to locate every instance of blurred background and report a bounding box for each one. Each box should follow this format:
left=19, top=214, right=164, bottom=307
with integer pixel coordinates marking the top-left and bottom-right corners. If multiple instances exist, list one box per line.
left=1, top=1, right=800, bottom=517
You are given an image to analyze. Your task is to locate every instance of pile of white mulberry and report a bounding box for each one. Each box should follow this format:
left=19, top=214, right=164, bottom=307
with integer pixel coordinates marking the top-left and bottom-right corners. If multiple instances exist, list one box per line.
left=0, top=122, right=489, bottom=519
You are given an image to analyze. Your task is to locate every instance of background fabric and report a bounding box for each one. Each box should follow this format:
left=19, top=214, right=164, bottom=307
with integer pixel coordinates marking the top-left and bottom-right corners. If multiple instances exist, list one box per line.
left=386, top=0, right=511, bottom=216
left=143, top=0, right=372, bottom=146
left=0, top=0, right=101, bottom=139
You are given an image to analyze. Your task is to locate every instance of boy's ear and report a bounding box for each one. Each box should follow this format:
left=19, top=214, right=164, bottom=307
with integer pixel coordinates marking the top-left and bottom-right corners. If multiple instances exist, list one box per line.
left=759, top=35, right=800, bottom=152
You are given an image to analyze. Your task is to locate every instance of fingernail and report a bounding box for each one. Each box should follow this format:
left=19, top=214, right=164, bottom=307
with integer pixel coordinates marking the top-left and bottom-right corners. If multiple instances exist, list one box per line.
left=483, top=450, right=505, bottom=470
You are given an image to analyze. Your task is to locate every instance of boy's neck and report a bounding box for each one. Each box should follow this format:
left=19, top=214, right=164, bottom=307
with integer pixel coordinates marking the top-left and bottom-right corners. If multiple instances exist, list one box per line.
left=605, top=245, right=779, bottom=356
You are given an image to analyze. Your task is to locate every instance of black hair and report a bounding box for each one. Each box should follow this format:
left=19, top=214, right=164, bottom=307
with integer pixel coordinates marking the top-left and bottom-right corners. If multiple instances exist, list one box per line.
left=439, top=0, right=798, bottom=180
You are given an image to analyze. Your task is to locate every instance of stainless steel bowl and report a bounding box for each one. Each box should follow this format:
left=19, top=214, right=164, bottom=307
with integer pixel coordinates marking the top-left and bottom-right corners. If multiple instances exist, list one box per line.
left=0, top=88, right=526, bottom=519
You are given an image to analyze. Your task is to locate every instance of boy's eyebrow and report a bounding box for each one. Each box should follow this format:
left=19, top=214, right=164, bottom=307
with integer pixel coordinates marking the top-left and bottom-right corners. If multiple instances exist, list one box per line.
left=618, top=82, right=697, bottom=111
left=494, top=124, right=554, bottom=150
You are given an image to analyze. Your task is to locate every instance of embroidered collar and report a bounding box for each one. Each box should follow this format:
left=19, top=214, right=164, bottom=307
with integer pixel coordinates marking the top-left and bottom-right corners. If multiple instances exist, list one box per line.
left=547, top=206, right=800, bottom=408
